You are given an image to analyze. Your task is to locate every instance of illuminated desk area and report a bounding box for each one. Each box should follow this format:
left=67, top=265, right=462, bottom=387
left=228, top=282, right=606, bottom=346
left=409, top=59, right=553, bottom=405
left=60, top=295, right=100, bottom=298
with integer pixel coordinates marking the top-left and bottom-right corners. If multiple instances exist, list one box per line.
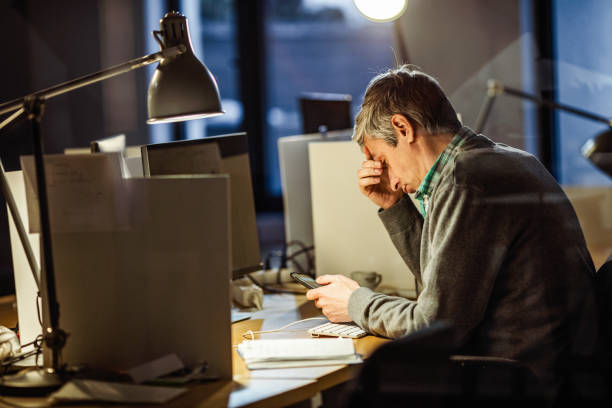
left=0, top=291, right=389, bottom=408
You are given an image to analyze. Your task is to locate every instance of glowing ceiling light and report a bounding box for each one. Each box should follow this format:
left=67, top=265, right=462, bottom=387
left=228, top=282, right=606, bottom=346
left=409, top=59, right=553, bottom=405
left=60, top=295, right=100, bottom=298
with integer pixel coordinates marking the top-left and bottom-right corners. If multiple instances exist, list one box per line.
left=353, top=0, right=408, bottom=22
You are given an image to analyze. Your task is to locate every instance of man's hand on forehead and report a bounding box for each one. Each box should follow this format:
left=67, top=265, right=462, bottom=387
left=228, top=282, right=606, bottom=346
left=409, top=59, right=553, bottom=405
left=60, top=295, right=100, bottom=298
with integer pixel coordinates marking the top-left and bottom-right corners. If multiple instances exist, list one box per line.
left=363, top=146, right=382, bottom=167
left=357, top=145, right=400, bottom=209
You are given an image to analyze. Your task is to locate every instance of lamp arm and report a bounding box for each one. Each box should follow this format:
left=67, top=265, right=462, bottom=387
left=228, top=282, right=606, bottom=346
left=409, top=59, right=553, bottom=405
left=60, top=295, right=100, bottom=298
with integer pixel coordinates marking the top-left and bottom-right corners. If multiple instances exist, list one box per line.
left=0, top=45, right=185, bottom=117
left=476, top=79, right=612, bottom=133
left=474, top=87, right=498, bottom=134
left=500, top=83, right=612, bottom=126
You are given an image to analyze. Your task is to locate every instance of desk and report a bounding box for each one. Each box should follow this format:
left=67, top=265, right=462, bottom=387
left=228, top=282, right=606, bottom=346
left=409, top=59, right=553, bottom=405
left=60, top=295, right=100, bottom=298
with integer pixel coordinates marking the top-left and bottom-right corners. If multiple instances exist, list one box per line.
left=0, top=293, right=389, bottom=408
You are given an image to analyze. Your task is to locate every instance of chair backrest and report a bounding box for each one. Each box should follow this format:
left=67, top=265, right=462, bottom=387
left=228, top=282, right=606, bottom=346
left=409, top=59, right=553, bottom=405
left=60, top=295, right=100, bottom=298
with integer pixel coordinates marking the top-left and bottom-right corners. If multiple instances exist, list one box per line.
left=595, top=254, right=612, bottom=390
left=344, top=321, right=458, bottom=407
left=596, top=254, right=612, bottom=346
left=344, top=321, right=541, bottom=407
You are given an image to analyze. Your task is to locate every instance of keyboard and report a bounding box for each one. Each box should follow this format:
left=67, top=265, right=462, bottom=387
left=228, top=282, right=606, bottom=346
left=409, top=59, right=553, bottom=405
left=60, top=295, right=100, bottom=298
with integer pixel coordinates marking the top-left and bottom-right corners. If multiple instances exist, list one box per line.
left=308, top=322, right=368, bottom=339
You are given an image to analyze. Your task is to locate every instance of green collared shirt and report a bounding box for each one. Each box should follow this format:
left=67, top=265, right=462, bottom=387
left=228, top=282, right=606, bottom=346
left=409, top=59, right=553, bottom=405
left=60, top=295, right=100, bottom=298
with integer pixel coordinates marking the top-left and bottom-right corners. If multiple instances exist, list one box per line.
left=414, top=127, right=474, bottom=217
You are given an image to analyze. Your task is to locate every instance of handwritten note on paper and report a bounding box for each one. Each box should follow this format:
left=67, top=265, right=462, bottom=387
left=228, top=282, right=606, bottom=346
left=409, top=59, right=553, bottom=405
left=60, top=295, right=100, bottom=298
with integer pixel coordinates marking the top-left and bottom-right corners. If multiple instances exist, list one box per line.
left=20, top=153, right=129, bottom=233
left=145, top=142, right=222, bottom=176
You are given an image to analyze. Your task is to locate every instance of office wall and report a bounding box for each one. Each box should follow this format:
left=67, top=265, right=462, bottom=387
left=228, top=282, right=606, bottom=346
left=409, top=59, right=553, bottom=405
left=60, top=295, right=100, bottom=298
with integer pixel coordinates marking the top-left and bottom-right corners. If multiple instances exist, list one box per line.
left=395, top=0, right=537, bottom=151
left=0, top=0, right=147, bottom=294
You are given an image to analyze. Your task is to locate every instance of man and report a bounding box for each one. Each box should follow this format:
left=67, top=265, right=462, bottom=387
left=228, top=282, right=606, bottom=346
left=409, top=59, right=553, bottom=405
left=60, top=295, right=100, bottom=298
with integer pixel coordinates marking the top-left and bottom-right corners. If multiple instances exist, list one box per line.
left=306, top=65, right=600, bottom=390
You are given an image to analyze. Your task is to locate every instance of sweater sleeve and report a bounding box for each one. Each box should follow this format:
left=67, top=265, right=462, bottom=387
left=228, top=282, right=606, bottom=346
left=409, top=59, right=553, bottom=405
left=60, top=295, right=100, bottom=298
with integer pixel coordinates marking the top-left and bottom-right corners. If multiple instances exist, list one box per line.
left=349, top=183, right=513, bottom=341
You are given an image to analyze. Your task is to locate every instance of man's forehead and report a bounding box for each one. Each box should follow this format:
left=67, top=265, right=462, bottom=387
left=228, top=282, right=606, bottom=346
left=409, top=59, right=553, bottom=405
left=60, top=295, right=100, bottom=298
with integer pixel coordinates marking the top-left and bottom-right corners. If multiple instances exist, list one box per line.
left=363, top=137, right=384, bottom=159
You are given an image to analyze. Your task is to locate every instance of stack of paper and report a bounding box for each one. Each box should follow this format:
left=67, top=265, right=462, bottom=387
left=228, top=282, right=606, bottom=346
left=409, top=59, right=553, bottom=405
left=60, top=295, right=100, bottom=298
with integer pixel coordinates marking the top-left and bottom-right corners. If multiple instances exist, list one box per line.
left=237, top=338, right=362, bottom=370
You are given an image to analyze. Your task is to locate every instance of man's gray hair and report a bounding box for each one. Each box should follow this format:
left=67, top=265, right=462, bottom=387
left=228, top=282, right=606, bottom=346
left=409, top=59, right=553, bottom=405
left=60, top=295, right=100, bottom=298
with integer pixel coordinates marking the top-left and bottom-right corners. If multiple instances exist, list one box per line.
left=353, top=65, right=461, bottom=147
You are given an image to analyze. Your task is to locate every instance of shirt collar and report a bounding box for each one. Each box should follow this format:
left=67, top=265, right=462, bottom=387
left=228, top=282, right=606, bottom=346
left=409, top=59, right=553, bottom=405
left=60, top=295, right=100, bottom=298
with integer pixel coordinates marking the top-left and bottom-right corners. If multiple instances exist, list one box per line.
left=414, top=126, right=475, bottom=213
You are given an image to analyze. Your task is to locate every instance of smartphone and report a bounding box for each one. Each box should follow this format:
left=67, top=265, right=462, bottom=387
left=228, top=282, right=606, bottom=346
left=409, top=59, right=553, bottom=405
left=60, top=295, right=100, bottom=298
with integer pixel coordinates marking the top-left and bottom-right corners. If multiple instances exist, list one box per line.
left=290, top=272, right=320, bottom=289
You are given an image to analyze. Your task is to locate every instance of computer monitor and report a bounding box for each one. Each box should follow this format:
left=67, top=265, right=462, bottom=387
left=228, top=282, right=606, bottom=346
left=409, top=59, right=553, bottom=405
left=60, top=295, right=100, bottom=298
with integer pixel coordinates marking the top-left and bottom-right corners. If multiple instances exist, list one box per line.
left=90, top=133, right=126, bottom=154
left=141, top=132, right=261, bottom=278
left=299, top=92, right=352, bottom=133
left=278, top=129, right=352, bottom=252
left=309, top=140, right=417, bottom=296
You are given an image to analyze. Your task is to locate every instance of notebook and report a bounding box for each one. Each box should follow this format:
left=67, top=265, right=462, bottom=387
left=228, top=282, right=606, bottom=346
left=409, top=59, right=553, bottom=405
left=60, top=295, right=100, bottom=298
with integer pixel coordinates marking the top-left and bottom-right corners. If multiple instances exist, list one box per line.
left=237, top=338, right=362, bottom=370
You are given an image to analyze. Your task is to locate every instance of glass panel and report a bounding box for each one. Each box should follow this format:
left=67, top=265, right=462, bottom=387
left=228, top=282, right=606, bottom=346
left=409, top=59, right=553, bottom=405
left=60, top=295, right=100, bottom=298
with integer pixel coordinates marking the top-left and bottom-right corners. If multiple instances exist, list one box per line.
left=264, top=0, right=394, bottom=196
left=182, top=0, right=242, bottom=139
left=553, top=0, right=612, bottom=185
left=145, top=0, right=173, bottom=144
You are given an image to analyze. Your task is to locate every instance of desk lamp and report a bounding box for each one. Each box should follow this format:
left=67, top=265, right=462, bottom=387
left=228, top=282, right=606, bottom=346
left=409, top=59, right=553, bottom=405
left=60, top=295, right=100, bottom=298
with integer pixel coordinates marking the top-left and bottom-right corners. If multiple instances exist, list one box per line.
left=0, top=11, right=223, bottom=393
left=474, top=79, right=612, bottom=178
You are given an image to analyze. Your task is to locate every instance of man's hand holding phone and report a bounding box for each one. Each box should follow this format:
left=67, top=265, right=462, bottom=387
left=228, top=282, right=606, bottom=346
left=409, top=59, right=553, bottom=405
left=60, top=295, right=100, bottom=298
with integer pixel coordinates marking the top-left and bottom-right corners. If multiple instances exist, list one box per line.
left=305, top=274, right=360, bottom=323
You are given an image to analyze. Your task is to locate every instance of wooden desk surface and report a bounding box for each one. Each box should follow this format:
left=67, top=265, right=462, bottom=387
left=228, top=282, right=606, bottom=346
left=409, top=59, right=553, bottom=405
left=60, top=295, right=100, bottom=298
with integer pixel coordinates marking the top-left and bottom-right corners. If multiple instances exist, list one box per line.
left=0, top=292, right=389, bottom=408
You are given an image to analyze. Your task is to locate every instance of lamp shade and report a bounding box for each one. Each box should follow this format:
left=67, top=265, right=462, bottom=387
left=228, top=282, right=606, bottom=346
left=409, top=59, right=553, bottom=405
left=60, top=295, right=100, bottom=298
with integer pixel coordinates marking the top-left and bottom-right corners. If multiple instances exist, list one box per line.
left=147, top=12, right=223, bottom=124
left=581, top=128, right=612, bottom=178
left=353, top=0, right=407, bottom=22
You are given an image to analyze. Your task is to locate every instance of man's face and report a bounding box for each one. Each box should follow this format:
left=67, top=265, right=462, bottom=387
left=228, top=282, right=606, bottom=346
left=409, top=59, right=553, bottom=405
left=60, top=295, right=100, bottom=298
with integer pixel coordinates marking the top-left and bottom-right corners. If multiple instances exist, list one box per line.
left=364, top=134, right=420, bottom=194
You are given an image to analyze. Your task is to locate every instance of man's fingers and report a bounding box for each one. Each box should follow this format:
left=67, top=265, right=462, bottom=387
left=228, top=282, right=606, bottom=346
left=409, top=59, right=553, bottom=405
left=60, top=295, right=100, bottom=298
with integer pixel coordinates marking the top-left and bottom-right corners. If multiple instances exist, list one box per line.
left=357, top=167, right=383, bottom=179
left=316, top=274, right=341, bottom=285
left=358, top=177, right=380, bottom=187
left=363, top=145, right=372, bottom=160
left=306, top=288, right=320, bottom=300
left=361, top=160, right=382, bottom=169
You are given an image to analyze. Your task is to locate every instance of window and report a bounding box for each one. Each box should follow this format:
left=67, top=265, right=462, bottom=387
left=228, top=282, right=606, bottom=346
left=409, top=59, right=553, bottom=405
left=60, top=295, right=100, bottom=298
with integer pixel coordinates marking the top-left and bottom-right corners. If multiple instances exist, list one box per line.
left=146, top=0, right=397, bottom=205
left=145, top=0, right=242, bottom=143
left=553, top=0, right=612, bottom=185
left=185, top=0, right=243, bottom=139
left=263, top=0, right=395, bottom=196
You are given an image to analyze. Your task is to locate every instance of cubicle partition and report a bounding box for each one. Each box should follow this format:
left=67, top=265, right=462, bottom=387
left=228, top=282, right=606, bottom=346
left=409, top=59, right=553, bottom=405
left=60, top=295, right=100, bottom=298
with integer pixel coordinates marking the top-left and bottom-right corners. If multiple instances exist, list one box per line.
left=13, top=153, right=233, bottom=379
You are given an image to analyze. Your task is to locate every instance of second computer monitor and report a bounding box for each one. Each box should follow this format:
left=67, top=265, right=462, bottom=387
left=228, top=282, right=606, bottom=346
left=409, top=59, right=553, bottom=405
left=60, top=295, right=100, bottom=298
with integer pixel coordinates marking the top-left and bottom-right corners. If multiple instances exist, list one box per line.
left=299, top=92, right=352, bottom=134
left=278, top=129, right=352, bottom=249
left=141, top=132, right=261, bottom=278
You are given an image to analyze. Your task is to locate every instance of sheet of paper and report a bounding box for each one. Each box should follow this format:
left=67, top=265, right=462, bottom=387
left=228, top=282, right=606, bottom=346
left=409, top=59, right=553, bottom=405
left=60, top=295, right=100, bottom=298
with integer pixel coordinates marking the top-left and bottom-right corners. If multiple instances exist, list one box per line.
left=244, top=356, right=362, bottom=370
left=20, top=153, right=128, bottom=233
left=127, top=353, right=184, bottom=384
left=247, top=364, right=345, bottom=380
left=145, top=142, right=222, bottom=175
left=5, top=170, right=42, bottom=348
left=49, top=380, right=186, bottom=404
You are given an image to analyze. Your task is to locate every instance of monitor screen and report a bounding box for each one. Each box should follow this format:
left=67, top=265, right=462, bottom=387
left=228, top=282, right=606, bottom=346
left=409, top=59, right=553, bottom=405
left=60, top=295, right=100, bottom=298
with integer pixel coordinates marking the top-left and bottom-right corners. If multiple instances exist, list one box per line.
left=141, top=133, right=261, bottom=278
left=299, top=92, right=352, bottom=134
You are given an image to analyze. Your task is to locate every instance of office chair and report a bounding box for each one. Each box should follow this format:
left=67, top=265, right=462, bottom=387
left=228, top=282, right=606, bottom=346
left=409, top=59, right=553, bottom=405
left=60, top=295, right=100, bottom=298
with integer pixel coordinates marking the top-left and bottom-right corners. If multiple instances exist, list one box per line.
left=595, top=254, right=612, bottom=389
left=595, top=254, right=612, bottom=347
left=551, top=255, right=612, bottom=407
left=343, top=321, right=542, bottom=408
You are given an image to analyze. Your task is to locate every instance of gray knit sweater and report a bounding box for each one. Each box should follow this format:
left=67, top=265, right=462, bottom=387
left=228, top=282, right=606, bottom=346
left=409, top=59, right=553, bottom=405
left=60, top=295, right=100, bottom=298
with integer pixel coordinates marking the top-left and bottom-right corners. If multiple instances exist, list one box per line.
left=347, top=132, right=599, bottom=380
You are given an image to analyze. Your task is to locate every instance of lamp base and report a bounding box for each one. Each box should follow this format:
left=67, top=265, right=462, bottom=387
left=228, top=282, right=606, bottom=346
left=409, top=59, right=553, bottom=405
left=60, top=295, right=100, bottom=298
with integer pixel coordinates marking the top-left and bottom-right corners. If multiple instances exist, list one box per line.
left=0, top=367, right=64, bottom=396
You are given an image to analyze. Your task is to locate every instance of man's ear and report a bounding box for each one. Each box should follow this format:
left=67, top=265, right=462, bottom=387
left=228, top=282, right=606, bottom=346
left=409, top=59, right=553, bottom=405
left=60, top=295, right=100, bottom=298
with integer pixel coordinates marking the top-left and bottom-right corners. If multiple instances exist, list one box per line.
left=391, top=114, right=415, bottom=143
